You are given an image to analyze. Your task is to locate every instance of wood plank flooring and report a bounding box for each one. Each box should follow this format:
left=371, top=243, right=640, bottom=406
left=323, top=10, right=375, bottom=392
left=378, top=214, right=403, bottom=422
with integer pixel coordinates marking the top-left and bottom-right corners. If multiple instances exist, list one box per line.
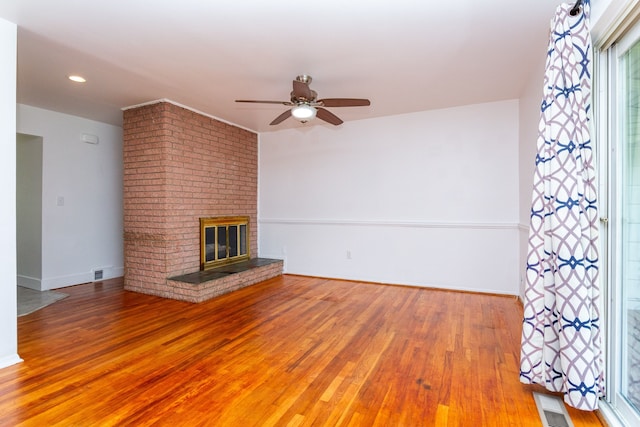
left=1, top=275, right=604, bottom=426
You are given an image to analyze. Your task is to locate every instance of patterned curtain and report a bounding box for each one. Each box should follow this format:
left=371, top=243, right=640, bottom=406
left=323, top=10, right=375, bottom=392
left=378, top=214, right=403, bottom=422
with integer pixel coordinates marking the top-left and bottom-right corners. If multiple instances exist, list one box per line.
left=519, top=0, right=604, bottom=411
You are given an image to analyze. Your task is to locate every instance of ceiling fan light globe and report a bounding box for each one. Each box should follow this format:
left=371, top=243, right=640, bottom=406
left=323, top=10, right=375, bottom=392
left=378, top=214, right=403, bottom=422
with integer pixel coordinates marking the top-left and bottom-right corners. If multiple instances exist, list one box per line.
left=291, top=104, right=317, bottom=121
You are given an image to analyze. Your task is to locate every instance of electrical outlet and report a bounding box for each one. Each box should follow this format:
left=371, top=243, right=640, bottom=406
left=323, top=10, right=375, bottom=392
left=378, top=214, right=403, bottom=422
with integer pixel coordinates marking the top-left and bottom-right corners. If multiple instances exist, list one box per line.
left=346, top=250, right=352, bottom=259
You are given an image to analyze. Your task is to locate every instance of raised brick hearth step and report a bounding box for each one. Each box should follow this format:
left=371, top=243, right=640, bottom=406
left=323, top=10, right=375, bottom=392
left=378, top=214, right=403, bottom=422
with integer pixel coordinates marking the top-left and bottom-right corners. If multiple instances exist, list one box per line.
left=165, top=258, right=283, bottom=303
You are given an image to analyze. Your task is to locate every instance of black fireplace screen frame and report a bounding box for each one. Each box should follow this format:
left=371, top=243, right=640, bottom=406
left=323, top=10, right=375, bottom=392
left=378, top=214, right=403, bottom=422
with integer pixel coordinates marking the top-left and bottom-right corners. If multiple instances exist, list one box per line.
left=200, top=216, right=250, bottom=270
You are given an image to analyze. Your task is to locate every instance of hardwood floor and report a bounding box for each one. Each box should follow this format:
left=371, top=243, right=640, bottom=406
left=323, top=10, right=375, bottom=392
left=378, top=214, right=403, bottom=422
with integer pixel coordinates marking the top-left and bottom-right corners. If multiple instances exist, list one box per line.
left=1, top=275, right=603, bottom=426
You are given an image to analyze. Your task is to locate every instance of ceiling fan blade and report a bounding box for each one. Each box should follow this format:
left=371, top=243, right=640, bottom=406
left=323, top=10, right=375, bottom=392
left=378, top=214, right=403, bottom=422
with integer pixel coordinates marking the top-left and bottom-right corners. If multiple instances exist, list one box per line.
left=318, top=98, right=371, bottom=107
left=270, top=110, right=292, bottom=125
left=236, top=100, right=292, bottom=105
left=292, top=80, right=313, bottom=101
left=316, top=108, right=343, bottom=126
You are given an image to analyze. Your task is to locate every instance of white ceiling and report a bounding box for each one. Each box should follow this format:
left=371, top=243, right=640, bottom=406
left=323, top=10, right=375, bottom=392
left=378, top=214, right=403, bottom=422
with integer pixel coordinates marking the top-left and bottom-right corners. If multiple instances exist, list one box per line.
left=0, top=0, right=562, bottom=133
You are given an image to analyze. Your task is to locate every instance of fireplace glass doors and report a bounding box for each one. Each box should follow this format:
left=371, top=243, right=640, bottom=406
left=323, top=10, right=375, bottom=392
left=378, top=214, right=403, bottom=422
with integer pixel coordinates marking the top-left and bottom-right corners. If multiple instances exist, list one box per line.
left=200, top=216, right=249, bottom=270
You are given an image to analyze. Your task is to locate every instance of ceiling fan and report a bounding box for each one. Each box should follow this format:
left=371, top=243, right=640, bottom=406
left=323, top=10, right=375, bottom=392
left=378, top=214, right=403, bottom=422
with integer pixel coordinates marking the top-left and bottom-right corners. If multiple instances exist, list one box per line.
left=235, top=75, right=371, bottom=126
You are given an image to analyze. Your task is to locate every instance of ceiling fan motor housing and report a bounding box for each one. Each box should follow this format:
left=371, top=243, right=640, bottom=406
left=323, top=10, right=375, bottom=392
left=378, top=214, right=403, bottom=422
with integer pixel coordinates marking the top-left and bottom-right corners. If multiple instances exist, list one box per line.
left=291, top=90, right=317, bottom=104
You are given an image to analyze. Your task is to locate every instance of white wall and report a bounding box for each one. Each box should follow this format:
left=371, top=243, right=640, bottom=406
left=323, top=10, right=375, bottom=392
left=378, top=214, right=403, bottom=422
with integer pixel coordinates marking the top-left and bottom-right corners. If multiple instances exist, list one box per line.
left=518, top=48, right=547, bottom=298
left=17, top=105, right=124, bottom=290
left=17, top=134, right=43, bottom=289
left=0, top=17, right=20, bottom=369
left=259, top=100, right=521, bottom=295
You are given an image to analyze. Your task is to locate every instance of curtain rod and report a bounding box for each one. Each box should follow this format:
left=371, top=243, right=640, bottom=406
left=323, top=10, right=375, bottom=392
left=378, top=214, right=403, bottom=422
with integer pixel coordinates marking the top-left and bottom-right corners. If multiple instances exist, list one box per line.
left=570, top=0, right=583, bottom=16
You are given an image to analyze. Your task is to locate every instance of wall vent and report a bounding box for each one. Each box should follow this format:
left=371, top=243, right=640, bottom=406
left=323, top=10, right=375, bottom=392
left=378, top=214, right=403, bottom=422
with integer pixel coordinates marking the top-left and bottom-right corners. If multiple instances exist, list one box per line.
left=94, top=269, right=104, bottom=281
left=533, top=392, right=575, bottom=427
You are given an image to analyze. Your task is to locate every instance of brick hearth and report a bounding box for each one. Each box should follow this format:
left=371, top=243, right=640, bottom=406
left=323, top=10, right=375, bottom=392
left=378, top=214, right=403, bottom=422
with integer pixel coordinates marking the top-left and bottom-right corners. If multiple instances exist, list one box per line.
left=122, top=100, right=282, bottom=302
left=166, top=258, right=283, bottom=303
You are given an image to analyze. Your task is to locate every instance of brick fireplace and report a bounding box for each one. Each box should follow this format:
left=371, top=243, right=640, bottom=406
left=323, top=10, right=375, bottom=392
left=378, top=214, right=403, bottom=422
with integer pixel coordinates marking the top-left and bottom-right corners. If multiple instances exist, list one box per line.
left=122, top=100, right=282, bottom=302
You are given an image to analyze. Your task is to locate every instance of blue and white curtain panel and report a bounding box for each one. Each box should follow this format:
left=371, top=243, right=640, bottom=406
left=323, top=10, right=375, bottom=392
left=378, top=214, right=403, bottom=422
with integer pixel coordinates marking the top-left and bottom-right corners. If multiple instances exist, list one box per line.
left=519, top=0, right=604, bottom=411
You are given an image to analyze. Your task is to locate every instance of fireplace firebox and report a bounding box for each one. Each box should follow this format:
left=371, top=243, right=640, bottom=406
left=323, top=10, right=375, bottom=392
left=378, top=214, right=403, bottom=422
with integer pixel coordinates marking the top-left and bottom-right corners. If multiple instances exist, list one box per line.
left=200, top=216, right=250, bottom=270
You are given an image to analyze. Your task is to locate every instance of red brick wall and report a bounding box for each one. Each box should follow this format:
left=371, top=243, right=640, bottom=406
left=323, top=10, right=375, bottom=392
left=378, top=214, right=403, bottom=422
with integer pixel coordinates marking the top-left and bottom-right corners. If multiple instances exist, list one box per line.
left=123, top=101, right=258, bottom=298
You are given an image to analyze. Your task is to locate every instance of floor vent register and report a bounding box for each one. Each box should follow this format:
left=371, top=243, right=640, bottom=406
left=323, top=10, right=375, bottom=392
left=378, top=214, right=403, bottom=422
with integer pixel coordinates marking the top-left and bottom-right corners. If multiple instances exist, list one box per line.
left=533, top=392, right=575, bottom=427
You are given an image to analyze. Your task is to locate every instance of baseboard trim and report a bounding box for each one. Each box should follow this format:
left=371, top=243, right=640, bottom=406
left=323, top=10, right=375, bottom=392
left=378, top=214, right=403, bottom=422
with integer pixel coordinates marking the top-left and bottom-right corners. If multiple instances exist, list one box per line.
left=41, top=266, right=125, bottom=290
left=17, top=275, right=41, bottom=290
left=0, top=354, right=23, bottom=369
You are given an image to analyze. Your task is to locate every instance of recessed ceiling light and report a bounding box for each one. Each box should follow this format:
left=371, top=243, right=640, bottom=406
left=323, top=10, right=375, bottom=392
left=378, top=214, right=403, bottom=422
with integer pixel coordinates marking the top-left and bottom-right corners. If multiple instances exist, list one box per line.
left=68, top=75, right=86, bottom=83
